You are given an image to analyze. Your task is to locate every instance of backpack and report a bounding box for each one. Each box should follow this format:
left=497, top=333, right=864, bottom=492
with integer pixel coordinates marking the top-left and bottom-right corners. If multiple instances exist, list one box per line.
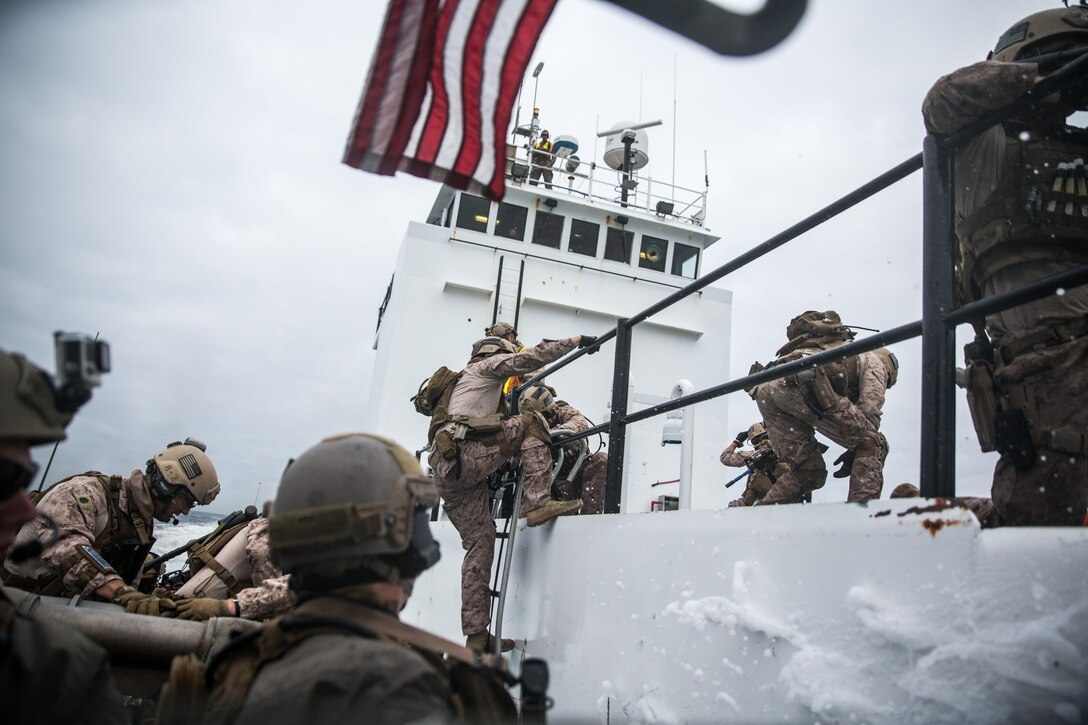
left=411, top=366, right=462, bottom=417
left=412, top=367, right=464, bottom=445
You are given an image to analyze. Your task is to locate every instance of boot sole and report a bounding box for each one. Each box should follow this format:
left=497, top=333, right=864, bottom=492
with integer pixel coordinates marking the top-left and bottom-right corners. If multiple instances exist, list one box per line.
left=527, top=499, right=583, bottom=526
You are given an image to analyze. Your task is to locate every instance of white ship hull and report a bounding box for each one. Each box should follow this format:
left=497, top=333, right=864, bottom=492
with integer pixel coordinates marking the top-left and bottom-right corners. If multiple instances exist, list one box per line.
left=404, top=502, right=1088, bottom=724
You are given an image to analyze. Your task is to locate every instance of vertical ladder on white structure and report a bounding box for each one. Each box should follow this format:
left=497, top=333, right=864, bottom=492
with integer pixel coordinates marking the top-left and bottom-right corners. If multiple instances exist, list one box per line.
left=492, top=255, right=524, bottom=328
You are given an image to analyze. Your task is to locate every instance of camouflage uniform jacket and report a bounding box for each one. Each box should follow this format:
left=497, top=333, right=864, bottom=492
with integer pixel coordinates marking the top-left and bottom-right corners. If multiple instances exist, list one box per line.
left=719, top=445, right=752, bottom=468
left=922, top=60, right=1088, bottom=338
left=236, top=518, right=293, bottom=620
left=440, top=338, right=578, bottom=434
left=850, top=350, right=889, bottom=429
left=1, top=586, right=128, bottom=724
left=4, top=471, right=155, bottom=597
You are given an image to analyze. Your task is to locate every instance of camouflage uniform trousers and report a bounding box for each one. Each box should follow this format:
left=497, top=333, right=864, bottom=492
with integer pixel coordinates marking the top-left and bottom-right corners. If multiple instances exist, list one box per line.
left=989, top=334, right=1088, bottom=526
left=555, top=451, right=607, bottom=515
left=755, top=379, right=887, bottom=504
left=430, top=416, right=553, bottom=635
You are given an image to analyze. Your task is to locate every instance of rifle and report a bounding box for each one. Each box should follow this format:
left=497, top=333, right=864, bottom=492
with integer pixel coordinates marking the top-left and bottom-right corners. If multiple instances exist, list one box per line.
left=724, top=447, right=778, bottom=488
left=143, top=505, right=258, bottom=572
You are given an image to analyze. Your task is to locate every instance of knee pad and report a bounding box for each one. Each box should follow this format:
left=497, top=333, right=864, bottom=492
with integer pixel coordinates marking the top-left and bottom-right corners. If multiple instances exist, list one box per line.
left=856, top=432, right=889, bottom=462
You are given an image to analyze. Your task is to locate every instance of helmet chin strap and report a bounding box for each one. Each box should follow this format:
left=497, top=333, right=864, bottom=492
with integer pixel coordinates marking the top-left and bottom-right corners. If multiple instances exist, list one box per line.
left=8, top=511, right=60, bottom=563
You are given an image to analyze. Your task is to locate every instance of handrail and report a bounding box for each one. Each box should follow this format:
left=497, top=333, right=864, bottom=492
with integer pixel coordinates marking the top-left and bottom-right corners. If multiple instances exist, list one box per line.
left=545, top=263, right=1088, bottom=449
left=527, top=54, right=1088, bottom=512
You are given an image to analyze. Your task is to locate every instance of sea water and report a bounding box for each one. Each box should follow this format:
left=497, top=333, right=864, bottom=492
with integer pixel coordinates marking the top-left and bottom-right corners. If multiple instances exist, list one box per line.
left=150, top=509, right=222, bottom=573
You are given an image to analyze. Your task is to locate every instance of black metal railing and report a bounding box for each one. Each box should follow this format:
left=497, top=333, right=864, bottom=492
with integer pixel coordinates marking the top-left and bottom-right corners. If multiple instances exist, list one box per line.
left=515, top=51, right=1088, bottom=511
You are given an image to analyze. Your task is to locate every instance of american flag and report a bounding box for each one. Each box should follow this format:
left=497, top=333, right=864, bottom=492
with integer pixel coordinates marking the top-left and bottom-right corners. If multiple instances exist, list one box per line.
left=343, top=0, right=558, bottom=201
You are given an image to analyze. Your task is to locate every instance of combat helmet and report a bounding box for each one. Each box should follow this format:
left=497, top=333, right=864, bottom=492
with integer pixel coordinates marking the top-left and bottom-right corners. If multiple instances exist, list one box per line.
left=148, top=438, right=220, bottom=506
left=485, top=321, right=518, bottom=340
left=471, top=336, right=517, bottom=359
left=777, top=310, right=855, bottom=358
left=269, top=433, right=440, bottom=588
left=991, top=5, right=1088, bottom=62
left=519, top=385, right=556, bottom=415
left=0, top=349, right=73, bottom=445
left=747, top=422, right=769, bottom=446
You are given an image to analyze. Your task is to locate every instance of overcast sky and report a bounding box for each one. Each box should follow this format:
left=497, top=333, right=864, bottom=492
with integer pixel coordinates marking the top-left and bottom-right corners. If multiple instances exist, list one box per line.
left=0, top=0, right=1058, bottom=513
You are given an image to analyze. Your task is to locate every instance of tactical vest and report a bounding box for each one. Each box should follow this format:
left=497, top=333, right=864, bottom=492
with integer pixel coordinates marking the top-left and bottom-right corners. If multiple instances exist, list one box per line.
left=956, top=125, right=1088, bottom=302
left=157, top=599, right=519, bottom=725
left=4, top=473, right=154, bottom=595
left=174, top=522, right=253, bottom=599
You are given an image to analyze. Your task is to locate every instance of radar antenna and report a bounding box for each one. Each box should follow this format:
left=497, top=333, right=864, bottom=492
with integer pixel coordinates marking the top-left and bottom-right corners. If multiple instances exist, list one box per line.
left=598, top=119, right=662, bottom=206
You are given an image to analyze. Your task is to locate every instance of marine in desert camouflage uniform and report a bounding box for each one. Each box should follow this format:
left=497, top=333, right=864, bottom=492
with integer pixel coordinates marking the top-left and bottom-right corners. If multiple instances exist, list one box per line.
left=3, top=438, right=220, bottom=614
left=720, top=422, right=789, bottom=507
left=922, top=6, right=1088, bottom=526
left=752, top=311, right=897, bottom=505
left=429, top=334, right=592, bottom=650
left=157, top=434, right=519, bottom=725
left=521, top=386, right=607, bottom=515
left=168, top=517, right=294, bottom=621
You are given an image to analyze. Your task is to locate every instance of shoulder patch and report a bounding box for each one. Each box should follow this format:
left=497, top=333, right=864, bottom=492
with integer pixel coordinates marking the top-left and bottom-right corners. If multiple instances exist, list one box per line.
left=77, top=495, right=94, bottom=510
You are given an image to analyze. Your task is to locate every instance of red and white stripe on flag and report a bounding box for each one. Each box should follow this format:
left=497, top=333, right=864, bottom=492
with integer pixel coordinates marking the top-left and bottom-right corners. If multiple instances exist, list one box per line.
left=343, top=0, right=558, bottom=201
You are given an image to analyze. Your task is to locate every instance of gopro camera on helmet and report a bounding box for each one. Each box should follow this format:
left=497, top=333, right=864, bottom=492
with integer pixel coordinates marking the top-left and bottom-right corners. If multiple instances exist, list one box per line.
left=53, top=331, right=110, bottom=411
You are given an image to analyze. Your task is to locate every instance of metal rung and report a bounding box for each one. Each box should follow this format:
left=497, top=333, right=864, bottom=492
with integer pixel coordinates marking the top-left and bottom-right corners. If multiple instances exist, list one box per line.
left=496, top=531, right=510, bottom=540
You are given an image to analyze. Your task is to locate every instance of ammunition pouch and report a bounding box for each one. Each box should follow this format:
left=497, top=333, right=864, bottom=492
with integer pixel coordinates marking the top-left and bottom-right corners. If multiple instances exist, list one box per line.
left=434, top=429, right=459, bottom=462
left=964, top=358, right=999, bottom=453
left=794, top=367, right=839, bottom=416
left=965, top=326, right=1088, bottom=465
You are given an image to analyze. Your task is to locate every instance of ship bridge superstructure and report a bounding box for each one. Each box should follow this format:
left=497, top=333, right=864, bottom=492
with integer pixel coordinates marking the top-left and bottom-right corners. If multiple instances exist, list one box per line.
left=367, top=133, right=734, bottom=513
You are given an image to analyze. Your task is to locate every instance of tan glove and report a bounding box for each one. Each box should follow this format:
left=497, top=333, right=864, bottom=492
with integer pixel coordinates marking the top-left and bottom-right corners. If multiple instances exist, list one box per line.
left=113, top=586, right=178, bottom=617
left=176, top=597, right=234, bottom=621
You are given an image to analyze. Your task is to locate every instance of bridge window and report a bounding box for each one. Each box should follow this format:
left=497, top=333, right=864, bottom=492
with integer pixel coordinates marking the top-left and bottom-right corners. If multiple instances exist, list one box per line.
left=568, top=219, right=600, bottom=257
left=638, top=235, right=668, bottom=272
left=455, top=194, right=490, bottom=233
left=495, top=202, right=527, bottom=241
left=604, top=227, right=633, bottom=264
left=531, top=210, right=565, bottom=249
left=671, top=242, right=699, bottom=279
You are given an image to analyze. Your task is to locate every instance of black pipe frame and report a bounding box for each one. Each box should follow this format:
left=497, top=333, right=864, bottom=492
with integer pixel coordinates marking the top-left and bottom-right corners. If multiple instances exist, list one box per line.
left=507, top=53, right=1087, bottom=509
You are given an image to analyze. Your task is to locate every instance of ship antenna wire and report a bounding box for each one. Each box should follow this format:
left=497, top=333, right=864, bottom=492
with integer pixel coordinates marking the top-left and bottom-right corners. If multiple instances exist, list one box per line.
left=672, top=53, right=677, bottom=202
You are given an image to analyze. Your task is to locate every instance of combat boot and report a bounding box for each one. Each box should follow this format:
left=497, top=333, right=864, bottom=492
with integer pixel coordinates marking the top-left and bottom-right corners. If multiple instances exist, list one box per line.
left=466, top=630, right=515, bottom=653
left=526, top=498, right=582, bottom=526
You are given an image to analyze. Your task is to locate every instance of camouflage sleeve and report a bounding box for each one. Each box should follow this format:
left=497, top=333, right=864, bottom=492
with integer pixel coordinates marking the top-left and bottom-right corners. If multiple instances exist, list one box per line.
left=720, top=447, right=750, bottom=468
left=855, top=352, right=887, bottom=430
left=551, top=404, right=591, bottom=433
left=236, top=575, right=294, bottom=620
left=244, top=518, right=281, bottom=584
left=31, top=479, right=123, bottom=597
left=481, top=338, right=579, bottom=379
left=237, top=519, right=292, bottom=620
left=922, top=60, right=1037, bottom=135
